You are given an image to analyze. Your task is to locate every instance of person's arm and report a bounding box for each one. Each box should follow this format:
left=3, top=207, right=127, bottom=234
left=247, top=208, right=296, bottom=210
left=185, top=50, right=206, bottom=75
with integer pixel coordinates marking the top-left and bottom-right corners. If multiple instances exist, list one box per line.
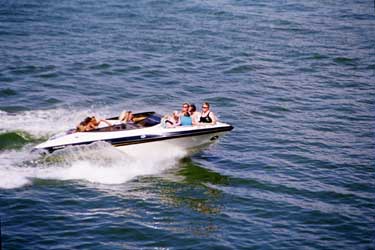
left=99, top=119, right=112, bottom=126
left=119, top=111, right=126, bottom=121
left=85, top=123, right=95, bottom=131
left=191, top=113, right=198, bottom=125
left=209, top=112, right=217, bottom=125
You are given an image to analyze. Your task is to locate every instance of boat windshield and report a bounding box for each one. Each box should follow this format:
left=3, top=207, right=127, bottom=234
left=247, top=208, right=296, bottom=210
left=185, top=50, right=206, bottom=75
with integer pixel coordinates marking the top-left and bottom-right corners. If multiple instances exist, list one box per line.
left=136, top=113, right=161, bottom=127
left=89, top=112, right=162, bottom=132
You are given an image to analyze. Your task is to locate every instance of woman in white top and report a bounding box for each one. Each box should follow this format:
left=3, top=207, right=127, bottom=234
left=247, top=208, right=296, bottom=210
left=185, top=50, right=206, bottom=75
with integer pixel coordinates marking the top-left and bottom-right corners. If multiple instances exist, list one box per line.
left=188, top=104, right=201, bottom=125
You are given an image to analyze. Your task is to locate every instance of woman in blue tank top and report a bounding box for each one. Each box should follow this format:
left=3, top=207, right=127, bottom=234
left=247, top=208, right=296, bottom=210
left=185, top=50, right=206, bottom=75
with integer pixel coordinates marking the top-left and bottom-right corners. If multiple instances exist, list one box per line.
left=180, top=114, right=192, bottom=126
left=180, top=103, right=193, bottom=126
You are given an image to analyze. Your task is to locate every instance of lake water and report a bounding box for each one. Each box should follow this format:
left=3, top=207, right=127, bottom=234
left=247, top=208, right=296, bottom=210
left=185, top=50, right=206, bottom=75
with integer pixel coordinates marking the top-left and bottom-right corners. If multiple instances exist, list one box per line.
left=0, top=0, right=374, bottom=249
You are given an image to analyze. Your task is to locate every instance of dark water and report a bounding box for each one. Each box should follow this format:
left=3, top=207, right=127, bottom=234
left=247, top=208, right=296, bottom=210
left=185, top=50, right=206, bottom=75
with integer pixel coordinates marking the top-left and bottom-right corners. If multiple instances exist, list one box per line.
left=1, top=0, right=374, bottom=249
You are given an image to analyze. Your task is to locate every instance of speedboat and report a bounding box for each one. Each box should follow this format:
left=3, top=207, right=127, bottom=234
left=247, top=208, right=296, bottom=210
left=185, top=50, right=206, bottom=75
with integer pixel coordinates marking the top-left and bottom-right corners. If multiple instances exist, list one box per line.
left=33, top=112, right=233, bottom=154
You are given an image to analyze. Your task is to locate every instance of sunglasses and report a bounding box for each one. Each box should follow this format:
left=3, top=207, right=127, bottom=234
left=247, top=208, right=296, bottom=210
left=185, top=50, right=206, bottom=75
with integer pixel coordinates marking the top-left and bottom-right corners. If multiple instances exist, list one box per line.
left=202, top=106, right=208, bottom=109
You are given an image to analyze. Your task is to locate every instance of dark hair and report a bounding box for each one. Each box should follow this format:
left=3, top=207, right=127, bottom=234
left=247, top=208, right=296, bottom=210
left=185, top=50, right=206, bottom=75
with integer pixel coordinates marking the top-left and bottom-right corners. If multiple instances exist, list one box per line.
left=83, top=117, right=92, bottom=124
left=190, top=104, right=196, bottom=112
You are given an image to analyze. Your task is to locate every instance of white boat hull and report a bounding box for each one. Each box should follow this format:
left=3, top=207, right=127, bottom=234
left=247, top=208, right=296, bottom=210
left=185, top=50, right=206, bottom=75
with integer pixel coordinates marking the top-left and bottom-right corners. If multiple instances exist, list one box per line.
left=114, top=130, right=226, bottom=155
left=33, top=111, right=233, bottom=154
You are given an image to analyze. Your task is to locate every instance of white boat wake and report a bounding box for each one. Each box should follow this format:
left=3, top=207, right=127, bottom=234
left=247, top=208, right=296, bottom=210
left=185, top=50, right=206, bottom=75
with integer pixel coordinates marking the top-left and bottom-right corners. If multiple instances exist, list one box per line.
left=0, top=141, right=186, bottom=189
left=0, top=108, right=187, bottom=189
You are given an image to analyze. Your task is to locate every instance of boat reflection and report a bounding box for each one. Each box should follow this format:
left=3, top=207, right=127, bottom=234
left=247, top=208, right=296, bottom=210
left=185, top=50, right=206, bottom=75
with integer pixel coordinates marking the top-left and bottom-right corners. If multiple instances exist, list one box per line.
left=160, top=157, right=230, bottom=215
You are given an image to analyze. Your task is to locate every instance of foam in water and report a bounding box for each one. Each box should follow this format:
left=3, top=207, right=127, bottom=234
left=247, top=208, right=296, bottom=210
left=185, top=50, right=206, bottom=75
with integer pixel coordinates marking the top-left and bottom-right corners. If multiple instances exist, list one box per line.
left=0, top=142, right=186, bottom=189
left=0, top=104, right=170, bottom=136
left=0, top=148, right=38, bottom=189
left=0, top=107, right=186, bottom=189
left=0, top=108, right=114, bottom=137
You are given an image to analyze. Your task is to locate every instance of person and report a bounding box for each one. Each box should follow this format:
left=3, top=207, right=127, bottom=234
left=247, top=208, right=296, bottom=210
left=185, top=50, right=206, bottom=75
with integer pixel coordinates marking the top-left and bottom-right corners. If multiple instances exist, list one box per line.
left=161, top=114, right=175, bottom=128
left=188, top=104, right=201, bottom=125
left=179, top=103, right=189, bottom=115
left=162, top=110, right=180, bottom=128
left=76, top=116, right=112, bottom=132
left=119, top=111, right=134, bottom=123
left=76, top=117, right=92, bottom=132
left=199, top=102, right=216, bottom=125
left=179, top=103, right=192, bottom=126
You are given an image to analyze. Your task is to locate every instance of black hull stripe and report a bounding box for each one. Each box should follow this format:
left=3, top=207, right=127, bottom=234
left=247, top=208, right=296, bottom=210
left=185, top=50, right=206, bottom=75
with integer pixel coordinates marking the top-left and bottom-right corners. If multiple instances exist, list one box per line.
left=43, top=126, right=233, bottom=153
